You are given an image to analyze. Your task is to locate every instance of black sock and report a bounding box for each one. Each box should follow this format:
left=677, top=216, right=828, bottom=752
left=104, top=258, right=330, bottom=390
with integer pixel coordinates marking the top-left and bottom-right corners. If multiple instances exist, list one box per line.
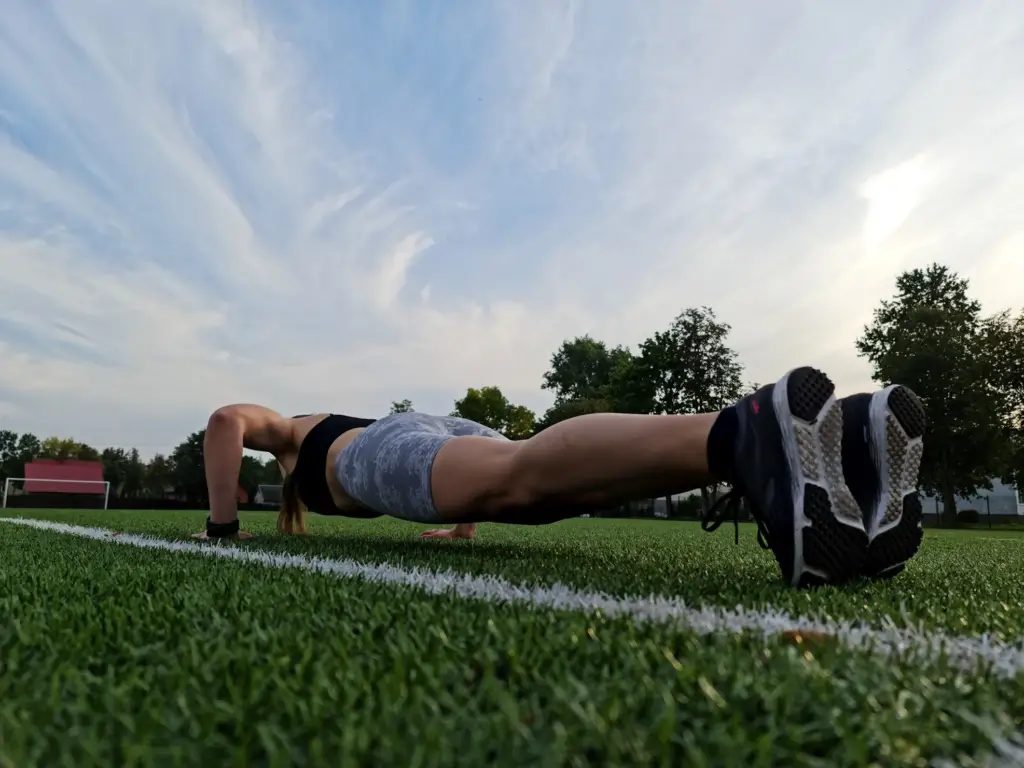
left=706, top=406, right=738, bottom=482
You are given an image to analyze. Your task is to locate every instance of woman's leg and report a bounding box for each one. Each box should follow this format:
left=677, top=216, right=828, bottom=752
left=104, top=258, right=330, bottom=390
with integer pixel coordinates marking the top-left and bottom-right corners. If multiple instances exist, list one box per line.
left=432, top=365, right=875, bottom=589
left=430, top=411, right=719, bottom=522
left=335, top=410, right=708, bottom=526
left=339, top=366, right=880, bottom=587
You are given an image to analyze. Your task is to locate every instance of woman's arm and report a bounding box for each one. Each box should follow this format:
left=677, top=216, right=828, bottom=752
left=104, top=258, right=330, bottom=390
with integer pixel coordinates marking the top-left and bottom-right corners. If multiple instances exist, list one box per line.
left=205, top=410, right=246, bottom=525
left=202, top=404, right=294, bottom=528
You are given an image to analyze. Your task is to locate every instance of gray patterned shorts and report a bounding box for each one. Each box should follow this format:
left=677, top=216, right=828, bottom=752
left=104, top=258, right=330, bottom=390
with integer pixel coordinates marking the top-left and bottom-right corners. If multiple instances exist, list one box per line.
left=333, top=412, right=508, bottom=523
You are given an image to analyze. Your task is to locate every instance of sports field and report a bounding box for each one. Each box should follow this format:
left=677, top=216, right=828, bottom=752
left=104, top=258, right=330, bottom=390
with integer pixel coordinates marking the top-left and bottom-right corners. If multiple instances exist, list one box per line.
left=1, top=509, right=1022, bottom=767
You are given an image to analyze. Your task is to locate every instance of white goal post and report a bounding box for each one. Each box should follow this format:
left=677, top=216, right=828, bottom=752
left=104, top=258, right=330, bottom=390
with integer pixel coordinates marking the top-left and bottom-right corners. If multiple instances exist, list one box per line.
left=1, top=478, right=111, bottom=510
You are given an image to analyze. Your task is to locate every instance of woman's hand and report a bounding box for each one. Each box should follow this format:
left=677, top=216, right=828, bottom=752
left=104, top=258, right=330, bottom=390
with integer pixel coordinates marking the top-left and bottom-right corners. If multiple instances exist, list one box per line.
left=191, top=530, right=256, bottom=541
left=420, top=523, right=476, bottom=539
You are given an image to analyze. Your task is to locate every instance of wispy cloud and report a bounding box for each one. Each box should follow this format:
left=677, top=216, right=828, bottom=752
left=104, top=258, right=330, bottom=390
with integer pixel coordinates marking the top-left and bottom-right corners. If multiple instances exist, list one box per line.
left=1, top=0, right=1022, bottom=454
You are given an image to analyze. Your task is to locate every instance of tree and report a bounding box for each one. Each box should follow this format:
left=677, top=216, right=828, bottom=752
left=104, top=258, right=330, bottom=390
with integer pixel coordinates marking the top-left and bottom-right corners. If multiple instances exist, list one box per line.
left=101, top=447, right=130, bottom=497
left=537, top=397, right=614, bottom=431
left=504, top=404, right=538, bottom=440
left=0, top=430, right=18, bottom=484
left=637, top=307, right=744, bottom=416
left=389, top=399, right=414, bottom=414
left=172, top=431, right=208, bottom=504
left=539, top=337, right=651, bottom=428
left=542, top=336, right=634, bottom=405
left=603, top=352, right=658, bottom=415
left=15, top=433, right=40, bottom=471
left=1, top=432, right=42, bottom=482
left=74, top=443, right=101, bottom=461
left=451, top=386, right=537, bottom=438
left=123, top=448, right=146, bottom=499
left=100, top=447, right=145, bottom=499
left=144, top=454, right=176, bottom=497
left=38, top=436, right=100, bottom=462
left=856, top=264, right=1015, bottom=524
left=262, top=457, right=283, bottom=484
left=635, top=306, right=744, bottom=513
left=983, top=309, right=1024, bottom=491
left=40, top=436, right=81, bottom=460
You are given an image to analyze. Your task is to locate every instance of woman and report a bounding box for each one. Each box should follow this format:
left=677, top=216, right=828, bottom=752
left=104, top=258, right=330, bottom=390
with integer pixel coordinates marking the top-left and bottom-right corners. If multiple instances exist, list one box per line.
left=194, top=365, right=927, bottom=588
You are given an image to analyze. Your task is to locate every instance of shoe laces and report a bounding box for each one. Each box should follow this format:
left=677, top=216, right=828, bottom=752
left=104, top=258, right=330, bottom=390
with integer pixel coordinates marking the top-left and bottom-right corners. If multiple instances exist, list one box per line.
left=700, top=486, right=771, bottom=549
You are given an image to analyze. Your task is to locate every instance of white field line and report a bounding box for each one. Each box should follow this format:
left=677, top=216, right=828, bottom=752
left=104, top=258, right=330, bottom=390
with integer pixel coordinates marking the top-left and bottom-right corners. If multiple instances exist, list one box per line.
left=3, top=516, right=1024, bottom=681
left=973, top=537, right=1024, bottom=543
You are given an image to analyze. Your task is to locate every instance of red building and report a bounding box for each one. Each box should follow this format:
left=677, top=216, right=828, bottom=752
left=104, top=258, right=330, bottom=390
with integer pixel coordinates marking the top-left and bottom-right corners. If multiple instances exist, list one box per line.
left=24, top=458, right=106, bottom=494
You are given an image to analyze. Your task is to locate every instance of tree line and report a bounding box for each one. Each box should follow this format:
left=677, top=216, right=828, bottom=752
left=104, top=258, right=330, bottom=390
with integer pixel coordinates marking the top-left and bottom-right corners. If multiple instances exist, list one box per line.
left=0, top=430, right=283, bottom=503
left=1, top=263, right=1021, bottom=521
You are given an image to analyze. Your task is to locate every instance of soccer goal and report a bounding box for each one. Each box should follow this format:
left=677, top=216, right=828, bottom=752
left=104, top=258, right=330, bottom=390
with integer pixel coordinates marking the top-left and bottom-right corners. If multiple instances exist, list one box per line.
left=1, top=477, right=111, bottom=510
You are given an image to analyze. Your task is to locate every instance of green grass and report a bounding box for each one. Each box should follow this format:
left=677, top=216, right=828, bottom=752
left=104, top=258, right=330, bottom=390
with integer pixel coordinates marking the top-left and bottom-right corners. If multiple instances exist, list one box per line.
left=10, top=509, right=1024, bottom=638
left=1, top=509, right=1023, bottom=767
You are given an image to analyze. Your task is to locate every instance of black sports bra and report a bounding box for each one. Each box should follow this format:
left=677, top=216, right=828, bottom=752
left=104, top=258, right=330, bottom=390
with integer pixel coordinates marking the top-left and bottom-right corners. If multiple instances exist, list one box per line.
left=291, top=414, right=381, bottom=518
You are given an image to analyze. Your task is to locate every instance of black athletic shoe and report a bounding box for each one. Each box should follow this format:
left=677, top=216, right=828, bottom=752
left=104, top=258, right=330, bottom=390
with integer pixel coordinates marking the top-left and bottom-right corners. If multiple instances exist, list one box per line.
left=839, top=386, right=926, bottom=579
left=702, top=366, right=868, bottom=588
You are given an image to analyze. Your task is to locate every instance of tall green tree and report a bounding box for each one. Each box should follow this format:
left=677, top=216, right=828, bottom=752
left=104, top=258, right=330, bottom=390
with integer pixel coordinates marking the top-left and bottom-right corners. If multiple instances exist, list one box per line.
left=983, top=309, right=1024, bottom=491
left=637, top=306, right=744, bottom=416
left=0, top=430, right=18, bottom=484
left=172, top=431, right=208, bottom=504
left=37, top=436, right=99, bottom=462
left=539, top=336, right=649, bottom=428
left=144, top=454, right=176, bottom=497
left=100, top=447, right=146, bottom=499
left=123, top=448, right=146, bottom=499
left=389, top=399, right=414, bottom=414
left=40, top=437, right=81, bottom=460
left=542, top=336, right=634, bottom=405
left=537, top=397, right=614, bottom=431
left=260, top=457, right=283, bottom=485
left=603, top=353, right=658, bottom=415
left=503, top=404, right=538, bottom=440
left=636, top=306, right=744, bottom=513
left=451, top=386, right=537, bottom=439
left=74, top=443, right=100, bottom=461
left=856, top=263, right=1014, bottom=523
left=101, top=447, right=130, bottom=497
left=15, top=433, right=40, bottom=472
left=1, top=432, right=41, bottom=483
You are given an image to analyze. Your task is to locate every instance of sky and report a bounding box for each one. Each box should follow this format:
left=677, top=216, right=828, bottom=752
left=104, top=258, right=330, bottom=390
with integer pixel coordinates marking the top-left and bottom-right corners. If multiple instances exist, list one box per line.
left=1, top=0, right=1023, bottom=458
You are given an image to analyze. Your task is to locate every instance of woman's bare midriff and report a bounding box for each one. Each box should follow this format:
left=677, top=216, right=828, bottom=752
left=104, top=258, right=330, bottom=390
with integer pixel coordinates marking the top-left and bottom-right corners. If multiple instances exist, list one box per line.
left=279, top=414, right=367, bottom=512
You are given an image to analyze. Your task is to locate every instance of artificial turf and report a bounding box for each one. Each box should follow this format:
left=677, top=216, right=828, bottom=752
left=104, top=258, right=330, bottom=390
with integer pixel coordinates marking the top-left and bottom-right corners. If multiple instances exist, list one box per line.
left=9, top=509, right=1024, bottom=638
left=1, top=509, right=1022, bottom=767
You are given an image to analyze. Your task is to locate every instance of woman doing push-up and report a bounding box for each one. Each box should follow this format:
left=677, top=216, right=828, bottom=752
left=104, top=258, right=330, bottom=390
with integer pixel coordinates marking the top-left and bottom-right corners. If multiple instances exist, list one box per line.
left=198, top=366, right=926, bottom=588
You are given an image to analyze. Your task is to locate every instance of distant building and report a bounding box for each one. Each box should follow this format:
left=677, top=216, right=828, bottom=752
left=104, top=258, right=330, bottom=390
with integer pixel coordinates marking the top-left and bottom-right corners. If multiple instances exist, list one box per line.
left=24, top=458, right=105, bottom=494
left=254, top=484, right=283, bottom=507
